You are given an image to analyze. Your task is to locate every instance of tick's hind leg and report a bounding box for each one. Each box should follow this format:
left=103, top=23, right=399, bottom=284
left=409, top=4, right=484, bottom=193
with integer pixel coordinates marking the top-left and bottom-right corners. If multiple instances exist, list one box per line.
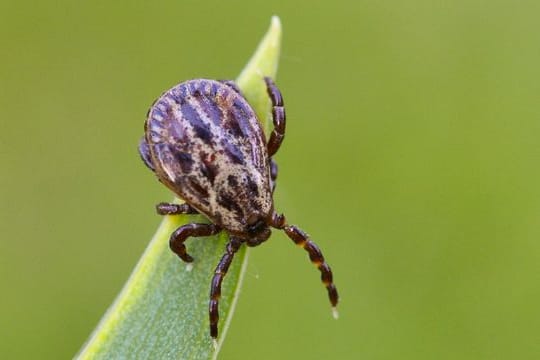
left=264, top=77, right=286, bottom=157
left=169, top=223, right=221, bottom=263
left=273, top=217, right=339, bottom=316
left=209, top=237, right=242, bottom=340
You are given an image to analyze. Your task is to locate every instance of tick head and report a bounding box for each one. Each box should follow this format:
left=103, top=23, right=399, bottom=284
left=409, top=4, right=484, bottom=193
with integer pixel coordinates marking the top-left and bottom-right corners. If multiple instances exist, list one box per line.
left=244, top=214, right=271, bottom=245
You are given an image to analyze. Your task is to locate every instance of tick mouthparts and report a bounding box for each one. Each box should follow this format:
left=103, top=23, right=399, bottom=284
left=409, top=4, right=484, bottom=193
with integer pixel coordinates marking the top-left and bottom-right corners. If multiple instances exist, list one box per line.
left=246, top=213, right=262, bottom=226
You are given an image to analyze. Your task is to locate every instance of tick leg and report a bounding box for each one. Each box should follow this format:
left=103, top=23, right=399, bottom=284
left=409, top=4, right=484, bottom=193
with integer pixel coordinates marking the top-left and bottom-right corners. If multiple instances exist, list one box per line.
left=270, top=158, right=278, bottom=193
left=138, top=136, right=155, bottom=171
left=219, top=80, right=242, bottom=95
left=209, top=237, right=242, bottom=339
left=282, top=224, right=339, bottom=312
left=169, top=223, right=221, bottom=263
left=156, top=202, right=199, bottom=215
left=264, top=77, right=286, bottom=157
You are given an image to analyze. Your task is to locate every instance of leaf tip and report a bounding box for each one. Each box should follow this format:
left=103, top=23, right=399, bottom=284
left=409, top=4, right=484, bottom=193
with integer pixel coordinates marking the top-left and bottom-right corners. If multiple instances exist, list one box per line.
left=270, top=15, right=282, bottom=34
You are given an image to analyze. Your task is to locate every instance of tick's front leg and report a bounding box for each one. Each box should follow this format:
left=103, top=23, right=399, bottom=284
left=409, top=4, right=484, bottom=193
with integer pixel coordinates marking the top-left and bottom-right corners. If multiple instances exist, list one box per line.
left=169, top=223, right=221, bottom=263
left=283, top=224, right=339, bottom=315
left=209, top=237, right=242, bottom=341
left=270, top=213, right=339, bottom=317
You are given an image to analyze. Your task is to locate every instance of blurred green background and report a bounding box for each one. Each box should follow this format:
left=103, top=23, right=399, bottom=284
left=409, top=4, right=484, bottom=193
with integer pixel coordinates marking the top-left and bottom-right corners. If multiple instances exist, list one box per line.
left=2, top=0, right=540, bottom=359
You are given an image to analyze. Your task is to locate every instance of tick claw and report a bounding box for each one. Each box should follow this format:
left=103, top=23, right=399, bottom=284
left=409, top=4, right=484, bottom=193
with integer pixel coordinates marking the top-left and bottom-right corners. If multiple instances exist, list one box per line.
left=212, top=338, right=218, bottom=350
left=186, top=263, right=194, bottom=272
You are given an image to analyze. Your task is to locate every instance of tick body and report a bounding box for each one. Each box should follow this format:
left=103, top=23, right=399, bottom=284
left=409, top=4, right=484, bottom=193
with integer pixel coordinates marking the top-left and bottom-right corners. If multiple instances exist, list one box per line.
left=139, top=78, right=339, bottom=340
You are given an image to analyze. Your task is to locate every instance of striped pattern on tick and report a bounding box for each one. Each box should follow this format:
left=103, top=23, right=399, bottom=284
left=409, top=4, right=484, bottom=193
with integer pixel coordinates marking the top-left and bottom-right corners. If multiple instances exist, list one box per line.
left=144, top=79, right=272, bottom=236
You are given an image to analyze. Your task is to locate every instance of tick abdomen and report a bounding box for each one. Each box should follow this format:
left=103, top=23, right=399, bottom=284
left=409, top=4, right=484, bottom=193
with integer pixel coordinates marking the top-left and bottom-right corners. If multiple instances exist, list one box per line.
left=145, top=79, right=273, bottom=232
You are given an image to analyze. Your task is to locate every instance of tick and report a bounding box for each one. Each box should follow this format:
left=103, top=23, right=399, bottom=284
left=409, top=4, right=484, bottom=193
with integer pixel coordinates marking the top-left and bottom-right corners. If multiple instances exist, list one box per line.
left=139, top=77, right=339, bottom=341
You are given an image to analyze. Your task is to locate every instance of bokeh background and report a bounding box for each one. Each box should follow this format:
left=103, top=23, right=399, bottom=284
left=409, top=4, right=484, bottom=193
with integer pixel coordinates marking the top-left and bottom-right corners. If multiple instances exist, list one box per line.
left=2, top=0, right=540, bottom=359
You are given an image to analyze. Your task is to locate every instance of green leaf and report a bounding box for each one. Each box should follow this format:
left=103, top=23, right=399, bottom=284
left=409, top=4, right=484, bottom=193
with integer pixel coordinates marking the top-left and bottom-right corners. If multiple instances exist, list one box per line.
left=77, top=16, right=282, bottom=360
